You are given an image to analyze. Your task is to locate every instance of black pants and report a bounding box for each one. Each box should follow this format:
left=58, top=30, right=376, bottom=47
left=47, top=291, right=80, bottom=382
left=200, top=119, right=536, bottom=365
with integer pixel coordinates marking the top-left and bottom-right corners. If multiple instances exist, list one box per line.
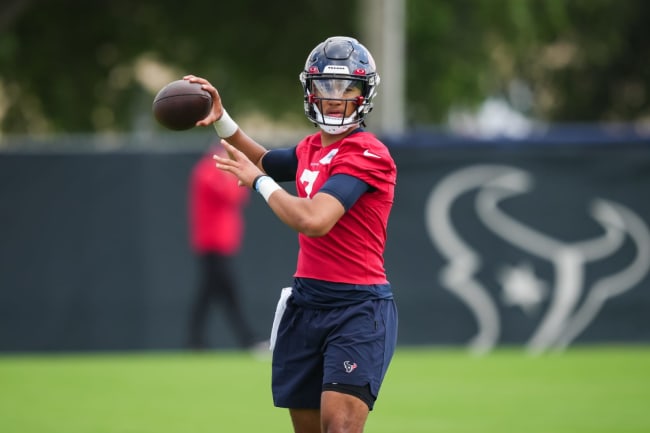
left=189, top=252, right=256, bottom=349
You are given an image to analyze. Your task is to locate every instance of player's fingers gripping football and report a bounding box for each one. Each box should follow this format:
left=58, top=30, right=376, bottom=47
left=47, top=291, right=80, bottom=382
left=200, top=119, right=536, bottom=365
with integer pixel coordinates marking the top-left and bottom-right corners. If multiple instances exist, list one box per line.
left=183, top=75, right=224, bottom=126
left=213, top=142, right=263, bottom=189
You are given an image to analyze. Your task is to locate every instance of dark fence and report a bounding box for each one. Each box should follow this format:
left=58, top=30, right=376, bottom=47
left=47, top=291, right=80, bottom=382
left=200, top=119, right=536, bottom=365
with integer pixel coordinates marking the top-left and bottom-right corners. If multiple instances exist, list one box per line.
left=1, top=131, right=649, bottom=353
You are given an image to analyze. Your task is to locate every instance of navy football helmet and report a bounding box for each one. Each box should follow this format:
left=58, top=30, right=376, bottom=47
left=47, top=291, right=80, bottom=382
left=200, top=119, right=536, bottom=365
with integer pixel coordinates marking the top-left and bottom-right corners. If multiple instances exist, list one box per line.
left=300, top=36, right=380, bottom=134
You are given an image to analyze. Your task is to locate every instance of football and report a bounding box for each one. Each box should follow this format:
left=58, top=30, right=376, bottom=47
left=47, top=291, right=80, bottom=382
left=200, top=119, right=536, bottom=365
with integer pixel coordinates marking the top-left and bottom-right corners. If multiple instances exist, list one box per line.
left=152, top=80, right=213, bottom=131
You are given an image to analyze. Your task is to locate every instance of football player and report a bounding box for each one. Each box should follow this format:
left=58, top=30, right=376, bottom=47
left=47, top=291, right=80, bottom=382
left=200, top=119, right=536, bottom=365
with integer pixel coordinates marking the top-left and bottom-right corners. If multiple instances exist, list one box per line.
left=186, top=35, right=398, bottom=433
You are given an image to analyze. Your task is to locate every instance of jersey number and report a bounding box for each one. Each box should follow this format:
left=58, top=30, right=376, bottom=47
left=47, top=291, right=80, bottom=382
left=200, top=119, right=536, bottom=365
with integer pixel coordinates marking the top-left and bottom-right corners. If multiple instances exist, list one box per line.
left=299, top=169, right=319, bottom=198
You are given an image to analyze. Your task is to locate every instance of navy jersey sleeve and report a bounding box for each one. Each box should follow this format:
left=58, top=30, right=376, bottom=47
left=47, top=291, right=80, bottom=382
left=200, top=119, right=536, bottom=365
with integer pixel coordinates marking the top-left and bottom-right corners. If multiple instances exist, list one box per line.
left=261, top=147, right=298, bottom=182
left=318, top=173, right=370, bottom=211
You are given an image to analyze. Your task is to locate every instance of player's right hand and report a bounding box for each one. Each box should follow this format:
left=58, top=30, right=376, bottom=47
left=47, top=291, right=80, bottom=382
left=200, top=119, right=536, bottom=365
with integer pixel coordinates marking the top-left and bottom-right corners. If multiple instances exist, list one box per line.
left=183, top=75, right=224, bottom=126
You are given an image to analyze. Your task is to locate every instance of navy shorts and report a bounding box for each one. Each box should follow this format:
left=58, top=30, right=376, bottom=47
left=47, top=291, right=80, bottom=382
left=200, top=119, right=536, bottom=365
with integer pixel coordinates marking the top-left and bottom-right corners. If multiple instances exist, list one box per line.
left=271, top=297, right=398, bottom=410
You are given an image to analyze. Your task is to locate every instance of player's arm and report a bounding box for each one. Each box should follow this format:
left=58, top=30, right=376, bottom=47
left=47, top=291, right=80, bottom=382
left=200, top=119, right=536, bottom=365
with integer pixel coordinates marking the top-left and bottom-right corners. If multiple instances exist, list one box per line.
left=185, top=75, right=267, bottom=170
left=262, top=189, right=345, bottom=237
left=268, top=173, right=369, bottom=236
left=221, top=129, right=267, bottom=170
left=214, top=142, right=368, bottom=237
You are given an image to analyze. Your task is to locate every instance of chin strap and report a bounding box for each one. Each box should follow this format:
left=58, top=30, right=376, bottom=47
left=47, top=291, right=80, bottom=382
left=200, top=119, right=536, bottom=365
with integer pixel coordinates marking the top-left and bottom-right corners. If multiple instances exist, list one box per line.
left=313, top=104, right=361, bottom=134
left=318, top=121, right=358, bottom=135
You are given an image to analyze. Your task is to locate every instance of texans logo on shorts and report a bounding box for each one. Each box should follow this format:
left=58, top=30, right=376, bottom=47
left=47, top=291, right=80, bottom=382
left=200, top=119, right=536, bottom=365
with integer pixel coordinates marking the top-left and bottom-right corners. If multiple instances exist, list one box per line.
left=343, top=361, right=357, bottom=373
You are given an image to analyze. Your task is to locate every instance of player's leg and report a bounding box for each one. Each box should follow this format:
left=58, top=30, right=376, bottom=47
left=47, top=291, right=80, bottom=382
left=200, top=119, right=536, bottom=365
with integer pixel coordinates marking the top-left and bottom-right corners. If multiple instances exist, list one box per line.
left=289, top=408, right=321, bottom=433
left=272, top=299, right=325, bottom=430
left=289, top=395, right=368, bottom=433
left=319, top=299, right=398, bottom=431
left=320, top=391, right=369, bottom=433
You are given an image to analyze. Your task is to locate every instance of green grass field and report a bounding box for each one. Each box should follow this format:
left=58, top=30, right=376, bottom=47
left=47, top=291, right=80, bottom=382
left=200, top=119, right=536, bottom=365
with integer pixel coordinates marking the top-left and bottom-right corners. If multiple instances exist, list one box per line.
left=1, top=345, right=649, bottom=433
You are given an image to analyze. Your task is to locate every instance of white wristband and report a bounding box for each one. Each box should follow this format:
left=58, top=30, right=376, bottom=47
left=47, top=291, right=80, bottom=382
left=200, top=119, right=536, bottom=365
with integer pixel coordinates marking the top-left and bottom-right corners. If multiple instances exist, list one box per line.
left=254, top=175, right=282, bottom=202
left=212, top=109, right=239, bottom=138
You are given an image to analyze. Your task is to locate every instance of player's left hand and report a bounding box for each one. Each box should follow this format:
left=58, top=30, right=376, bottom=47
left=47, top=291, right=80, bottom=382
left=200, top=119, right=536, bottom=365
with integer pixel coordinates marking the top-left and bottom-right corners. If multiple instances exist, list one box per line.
left=213, top=140, right=264, bottom=189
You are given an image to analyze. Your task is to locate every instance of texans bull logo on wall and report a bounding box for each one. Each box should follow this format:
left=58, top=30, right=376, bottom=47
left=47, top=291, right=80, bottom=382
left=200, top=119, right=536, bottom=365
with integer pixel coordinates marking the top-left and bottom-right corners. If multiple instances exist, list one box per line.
left=424, top=164, right=650, bottom=355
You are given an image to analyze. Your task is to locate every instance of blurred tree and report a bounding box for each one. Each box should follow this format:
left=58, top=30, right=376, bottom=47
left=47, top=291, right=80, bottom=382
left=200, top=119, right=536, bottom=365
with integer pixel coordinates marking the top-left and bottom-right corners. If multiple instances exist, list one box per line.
left=1, top=0, right=649, bottom=134
left=0, top=0, right=359, bottom=134
left=406, top=0, right=650, bottom=124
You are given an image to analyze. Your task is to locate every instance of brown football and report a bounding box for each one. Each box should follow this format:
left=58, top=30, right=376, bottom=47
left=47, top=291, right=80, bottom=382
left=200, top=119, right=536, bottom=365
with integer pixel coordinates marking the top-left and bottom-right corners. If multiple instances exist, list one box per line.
left=152, top=80, right=212, bottom=131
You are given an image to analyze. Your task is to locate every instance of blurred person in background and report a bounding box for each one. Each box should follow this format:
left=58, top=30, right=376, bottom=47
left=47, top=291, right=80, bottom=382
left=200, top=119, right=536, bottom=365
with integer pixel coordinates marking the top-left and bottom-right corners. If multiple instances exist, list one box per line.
left=188, top=141, right=261, bottom=351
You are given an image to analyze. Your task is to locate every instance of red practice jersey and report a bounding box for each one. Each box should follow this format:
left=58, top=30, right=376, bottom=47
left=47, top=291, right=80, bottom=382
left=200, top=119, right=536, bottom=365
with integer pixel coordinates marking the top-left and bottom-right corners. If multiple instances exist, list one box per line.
left=293, top=131, right=397, bottom=284
left=189, top=151, right=250, bottom=255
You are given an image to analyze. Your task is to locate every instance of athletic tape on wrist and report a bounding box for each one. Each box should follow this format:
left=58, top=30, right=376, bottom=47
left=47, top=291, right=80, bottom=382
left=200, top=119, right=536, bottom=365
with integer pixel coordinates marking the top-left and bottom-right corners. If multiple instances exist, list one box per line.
left=255, top=175, right=281, bottom=202
left=212, top=109, right=239, bottom=138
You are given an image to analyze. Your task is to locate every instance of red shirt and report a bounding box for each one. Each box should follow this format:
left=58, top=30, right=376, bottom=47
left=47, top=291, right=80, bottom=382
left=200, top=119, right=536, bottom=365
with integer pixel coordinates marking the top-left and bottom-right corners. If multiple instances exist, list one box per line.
left=293, top=131, right=396, bottom=284
left=189, top=151, right=249, bottom=255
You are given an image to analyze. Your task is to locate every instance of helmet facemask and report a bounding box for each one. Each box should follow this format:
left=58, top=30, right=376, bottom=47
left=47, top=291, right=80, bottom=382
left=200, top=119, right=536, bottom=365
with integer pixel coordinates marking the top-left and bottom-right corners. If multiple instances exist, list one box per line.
left=304, top=77, right=367, bottom=134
